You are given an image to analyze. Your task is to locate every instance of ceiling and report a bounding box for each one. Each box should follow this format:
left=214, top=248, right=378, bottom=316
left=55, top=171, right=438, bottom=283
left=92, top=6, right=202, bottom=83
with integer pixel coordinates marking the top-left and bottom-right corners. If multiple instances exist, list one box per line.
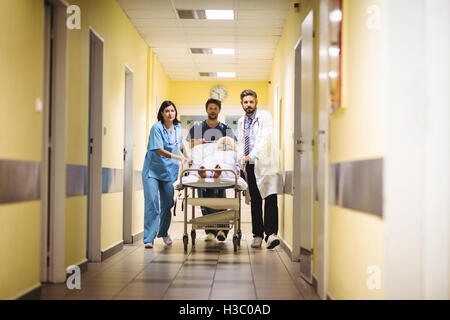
left=116, top=0, right=292, bottom=81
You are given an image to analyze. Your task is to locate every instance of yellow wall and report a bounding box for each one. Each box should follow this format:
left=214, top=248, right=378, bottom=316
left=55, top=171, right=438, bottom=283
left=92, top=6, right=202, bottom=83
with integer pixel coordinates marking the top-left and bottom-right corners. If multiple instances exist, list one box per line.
left=328, top=206, right=384, bottom=299
left=269, top=0, right=386, bottom=299
left=327, top=0, right=386, bottom=299
left=132, top=191, right=145, bottom=236
left=170, top=81, right=269, bottom=106
left=149, top=52, right=171, bottom=127
left=65, top=197, right=87, bottom=267
left=0, top=202, right=41, bottom=300
left=65, top=0, right=153, bottom=257
left=0, top=0, right=43, bottom=162
left=0, top=0, right=43, bottom=300
left=268, top=0, right=314, bottom=251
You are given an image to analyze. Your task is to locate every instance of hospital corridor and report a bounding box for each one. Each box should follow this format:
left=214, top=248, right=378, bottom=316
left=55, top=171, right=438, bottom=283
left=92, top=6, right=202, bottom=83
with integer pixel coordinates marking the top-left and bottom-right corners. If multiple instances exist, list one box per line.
left=0, top=0, right=449, bottom=302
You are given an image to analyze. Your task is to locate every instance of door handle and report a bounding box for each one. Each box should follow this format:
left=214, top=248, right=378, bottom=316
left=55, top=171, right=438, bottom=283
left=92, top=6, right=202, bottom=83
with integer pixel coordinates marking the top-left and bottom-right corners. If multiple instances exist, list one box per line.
left=315, top=130, right=326, bottom=136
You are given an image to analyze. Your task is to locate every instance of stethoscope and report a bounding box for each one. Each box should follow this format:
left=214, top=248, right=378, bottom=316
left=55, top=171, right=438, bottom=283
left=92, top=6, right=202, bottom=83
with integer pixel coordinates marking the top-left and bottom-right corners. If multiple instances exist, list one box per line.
left=162, top=124, right=179, bottom=148
left=245, top=116, right=260, bottom=133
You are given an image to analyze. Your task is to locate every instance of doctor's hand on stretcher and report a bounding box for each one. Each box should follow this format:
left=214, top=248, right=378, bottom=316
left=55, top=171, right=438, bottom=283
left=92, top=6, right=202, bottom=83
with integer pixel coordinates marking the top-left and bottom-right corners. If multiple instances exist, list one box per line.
left=240, top=156, right=250, bottom=163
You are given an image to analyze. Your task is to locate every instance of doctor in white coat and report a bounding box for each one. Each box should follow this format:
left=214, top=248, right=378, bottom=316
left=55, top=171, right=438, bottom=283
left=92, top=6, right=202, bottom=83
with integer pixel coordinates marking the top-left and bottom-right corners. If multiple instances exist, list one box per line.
left=237, top=89, right=282, bottom=249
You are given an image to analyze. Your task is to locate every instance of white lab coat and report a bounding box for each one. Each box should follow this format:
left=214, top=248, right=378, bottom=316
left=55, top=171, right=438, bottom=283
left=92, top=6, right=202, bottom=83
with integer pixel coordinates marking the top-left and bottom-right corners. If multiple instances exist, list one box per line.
left=237, top=109, right=282, bottom=199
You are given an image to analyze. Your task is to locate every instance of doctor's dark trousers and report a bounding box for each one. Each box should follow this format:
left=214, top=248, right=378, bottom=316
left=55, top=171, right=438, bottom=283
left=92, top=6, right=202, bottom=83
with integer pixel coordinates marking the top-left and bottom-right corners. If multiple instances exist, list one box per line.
left=244, top=164, right=278, bottom=241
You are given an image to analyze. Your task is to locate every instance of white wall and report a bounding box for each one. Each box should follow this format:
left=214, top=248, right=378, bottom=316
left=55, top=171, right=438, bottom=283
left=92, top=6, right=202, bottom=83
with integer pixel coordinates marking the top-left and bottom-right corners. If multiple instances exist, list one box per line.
left=384, top=0, right=449, bottom=300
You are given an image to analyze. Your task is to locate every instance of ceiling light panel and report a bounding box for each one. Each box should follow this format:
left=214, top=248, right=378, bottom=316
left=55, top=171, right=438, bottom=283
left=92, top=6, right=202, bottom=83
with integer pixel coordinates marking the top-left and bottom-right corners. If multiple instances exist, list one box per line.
left=217, top=72, right=236, bottom=78
left=205, top=10, right=234, bottom=20
left=190, top=48, right=213, bottom=54
left=199, top=72, right=217, bottom=77
left=212, top=48, right=235, bottom=55
left=177, top=10, right=206, bottom=19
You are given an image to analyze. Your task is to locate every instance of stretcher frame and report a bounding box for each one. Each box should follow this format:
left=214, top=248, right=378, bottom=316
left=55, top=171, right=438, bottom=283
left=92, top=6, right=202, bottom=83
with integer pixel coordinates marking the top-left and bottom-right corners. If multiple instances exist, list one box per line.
left=177, top=168, right=243, bottom=252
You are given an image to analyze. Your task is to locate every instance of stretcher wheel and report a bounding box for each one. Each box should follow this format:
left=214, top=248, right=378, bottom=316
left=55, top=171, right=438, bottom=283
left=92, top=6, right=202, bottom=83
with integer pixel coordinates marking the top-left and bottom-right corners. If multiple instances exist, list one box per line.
left=191, top=230, right=196, bottom=247
left=183, top=235, right=188, bottom=252
left=233, top=236, right=238, bottom=252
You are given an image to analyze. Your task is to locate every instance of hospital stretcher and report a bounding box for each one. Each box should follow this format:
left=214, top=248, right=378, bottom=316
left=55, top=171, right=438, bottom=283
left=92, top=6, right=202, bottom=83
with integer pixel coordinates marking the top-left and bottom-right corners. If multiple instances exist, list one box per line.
left=174, top=168, right=248, bottom=252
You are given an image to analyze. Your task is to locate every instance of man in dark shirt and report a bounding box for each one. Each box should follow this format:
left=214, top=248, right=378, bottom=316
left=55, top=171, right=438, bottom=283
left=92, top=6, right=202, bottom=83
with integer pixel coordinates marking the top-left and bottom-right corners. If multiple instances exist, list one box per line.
left=186, top=98, right=237, bottom=242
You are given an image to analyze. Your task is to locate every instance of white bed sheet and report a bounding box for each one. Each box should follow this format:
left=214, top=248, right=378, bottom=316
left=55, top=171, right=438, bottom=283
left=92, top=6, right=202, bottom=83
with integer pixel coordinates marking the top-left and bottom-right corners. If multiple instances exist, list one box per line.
left=174, top=175, right=248, bottom=191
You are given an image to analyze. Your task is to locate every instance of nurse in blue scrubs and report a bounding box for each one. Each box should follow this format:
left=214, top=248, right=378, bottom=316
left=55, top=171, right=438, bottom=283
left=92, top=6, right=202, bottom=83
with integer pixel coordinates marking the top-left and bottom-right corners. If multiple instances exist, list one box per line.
left=142, top=101, right=188, bottom=248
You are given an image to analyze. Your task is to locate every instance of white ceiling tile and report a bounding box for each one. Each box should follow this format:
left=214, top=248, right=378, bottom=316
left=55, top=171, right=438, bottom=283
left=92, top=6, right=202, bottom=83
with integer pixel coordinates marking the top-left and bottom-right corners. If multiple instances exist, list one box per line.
left=172, top=0, right=235, bottom=10
left=237, top=10, right=290, bottom=20
left=132, top=19, right=180, bottom=28
left=238, top=0, right=291, bottom=11
left=236, top=19, right=286, bottom=28
left=116, top=0, right=173, bottom=10
left=117, top=0, right=291, bottom=81
left=125, top=10, right=177, bottom=19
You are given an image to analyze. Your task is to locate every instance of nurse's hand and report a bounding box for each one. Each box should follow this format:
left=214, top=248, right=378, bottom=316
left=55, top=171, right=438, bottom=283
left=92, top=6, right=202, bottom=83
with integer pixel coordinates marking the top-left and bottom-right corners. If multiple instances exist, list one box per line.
left=181, top=155, right=193, bottom=166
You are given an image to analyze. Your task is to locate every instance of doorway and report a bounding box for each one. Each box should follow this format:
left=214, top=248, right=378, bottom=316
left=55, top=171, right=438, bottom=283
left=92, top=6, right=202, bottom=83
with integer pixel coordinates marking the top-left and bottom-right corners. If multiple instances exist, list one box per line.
left=293, top=10, right=315, bottom=284
left=87, top=29, right=104, bottom=262
left=41, top=0, right=68, bottom=284
left=123, top=66, right=134, bottom=244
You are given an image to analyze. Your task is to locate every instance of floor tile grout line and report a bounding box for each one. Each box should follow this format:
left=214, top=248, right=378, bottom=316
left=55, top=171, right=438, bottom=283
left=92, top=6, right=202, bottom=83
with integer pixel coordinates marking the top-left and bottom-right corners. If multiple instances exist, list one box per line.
left=207, top=243, right=221, bottom=300
left=109, top=244, right=170, bottom=300
left=160, top=245, right=194, bottom=300
left=64, top=245, right=143, bottom=300
left=246, top=241, right=259, bottom=300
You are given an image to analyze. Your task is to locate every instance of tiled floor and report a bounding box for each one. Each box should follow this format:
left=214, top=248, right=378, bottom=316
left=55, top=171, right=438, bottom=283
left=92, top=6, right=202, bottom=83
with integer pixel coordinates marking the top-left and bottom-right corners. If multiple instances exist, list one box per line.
left=39, top=221, right=319, bottom=300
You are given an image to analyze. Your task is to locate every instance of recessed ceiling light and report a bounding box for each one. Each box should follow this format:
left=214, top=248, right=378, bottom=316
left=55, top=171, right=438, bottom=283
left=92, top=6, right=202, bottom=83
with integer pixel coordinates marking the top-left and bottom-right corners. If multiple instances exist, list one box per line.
left=328, top=46, right=340, bottom=57
left=191, top=48, right=213, bottom=54
left=205, top=10, right=234, bottom=20
left=328, top=71, right=339, bottom=79
left=329, top=9, right=342, bottom=22
left=199, top=72, right=217, bottom=77
left=212, top=48, right=235, bottom=55
left=217, top=72, right=236, bottom=78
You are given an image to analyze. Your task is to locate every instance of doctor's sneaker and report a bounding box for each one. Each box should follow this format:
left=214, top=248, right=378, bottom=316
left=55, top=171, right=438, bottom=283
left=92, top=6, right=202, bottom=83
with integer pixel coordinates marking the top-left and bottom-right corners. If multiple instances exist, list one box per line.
left=205, top=233, right=216, bottom=241
left=144, top=243, right=153, bottom=249
left=251, top=236, right=263, bottom=248
left=163, top=235, right=172, bottom=246
left=266, top=234, right=280, bottom=250
left=217, top=230, right=226, bottom=242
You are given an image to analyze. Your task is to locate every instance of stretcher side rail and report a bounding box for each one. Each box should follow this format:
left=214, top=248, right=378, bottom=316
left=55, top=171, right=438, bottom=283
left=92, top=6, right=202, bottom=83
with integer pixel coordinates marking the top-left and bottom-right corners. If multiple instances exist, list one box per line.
left=180, top=168, right=239, bottom=189
left=179, top=168, right=242, bottom=252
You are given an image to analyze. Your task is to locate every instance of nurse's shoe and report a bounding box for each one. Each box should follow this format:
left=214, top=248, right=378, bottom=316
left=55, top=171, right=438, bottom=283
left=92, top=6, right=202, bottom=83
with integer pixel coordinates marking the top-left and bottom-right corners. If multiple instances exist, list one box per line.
left=163, top=235, right=172, bottom=246
left=205, top=233, right=216, bottom=241
left=251, top=237, right=263, bottom=248
left=266, top=234, right=280, bottom=250
left=144, top=243, right=153, bottom=249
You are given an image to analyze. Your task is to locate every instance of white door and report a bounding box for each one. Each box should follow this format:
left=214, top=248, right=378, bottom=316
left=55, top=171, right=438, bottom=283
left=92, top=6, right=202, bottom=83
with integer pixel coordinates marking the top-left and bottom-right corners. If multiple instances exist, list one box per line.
left=123, top=67, right=134, bottom=244
left=87, top=29, right=104, bottom=262
left=41, top=0, right=67, bottom=283
left=293, top=10, right=315, bottom=283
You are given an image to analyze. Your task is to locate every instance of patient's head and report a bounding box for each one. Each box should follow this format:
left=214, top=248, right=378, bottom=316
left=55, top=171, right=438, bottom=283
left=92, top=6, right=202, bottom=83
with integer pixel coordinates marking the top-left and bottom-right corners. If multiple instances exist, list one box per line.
left=217, top=136, right=236, bottom=151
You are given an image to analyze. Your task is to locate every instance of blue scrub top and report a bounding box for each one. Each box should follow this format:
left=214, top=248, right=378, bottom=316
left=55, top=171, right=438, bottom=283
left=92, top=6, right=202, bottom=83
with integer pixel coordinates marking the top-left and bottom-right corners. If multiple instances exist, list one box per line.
left=142, top=121, right=182, bottom=182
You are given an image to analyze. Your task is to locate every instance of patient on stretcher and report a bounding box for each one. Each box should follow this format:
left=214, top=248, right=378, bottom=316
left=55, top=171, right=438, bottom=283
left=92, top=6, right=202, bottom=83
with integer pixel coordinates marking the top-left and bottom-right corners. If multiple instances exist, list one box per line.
left=190, top=137, right=240, bottom=179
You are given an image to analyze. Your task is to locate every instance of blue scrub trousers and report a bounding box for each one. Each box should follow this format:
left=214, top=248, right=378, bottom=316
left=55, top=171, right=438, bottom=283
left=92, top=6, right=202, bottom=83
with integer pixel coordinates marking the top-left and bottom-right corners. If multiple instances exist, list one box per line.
left=142, top=176, right=174, bottom=244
